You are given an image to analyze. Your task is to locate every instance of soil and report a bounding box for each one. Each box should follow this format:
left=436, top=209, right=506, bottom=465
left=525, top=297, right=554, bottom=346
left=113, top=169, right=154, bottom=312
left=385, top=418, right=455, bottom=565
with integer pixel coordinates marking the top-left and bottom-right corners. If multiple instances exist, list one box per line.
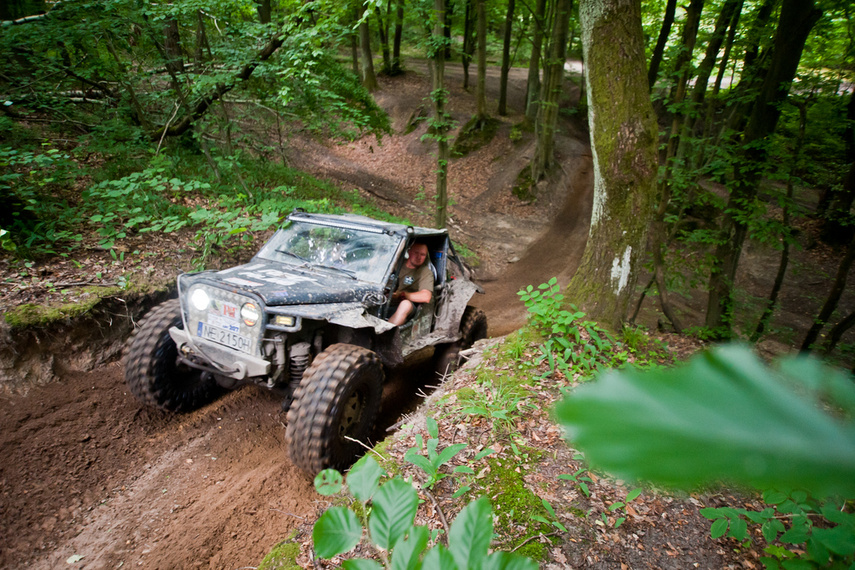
left=0, top=60, right=851, bottom=570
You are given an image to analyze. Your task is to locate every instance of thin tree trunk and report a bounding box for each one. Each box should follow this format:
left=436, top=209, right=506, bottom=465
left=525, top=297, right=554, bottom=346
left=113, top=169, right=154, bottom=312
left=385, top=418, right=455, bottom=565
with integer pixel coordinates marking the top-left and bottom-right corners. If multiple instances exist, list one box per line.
left=684, top=0, right=741, bottom=145
left=752, top=98, right=807, bottom=342
left=433, top=0, right=450, bottom=228
left=360, top=8, right=379, bottom=92
left=663, top=0, right=704, bottom=165
left=706, top=0, right=822, bottom=333
left=462, top=0, right=473, bottom=89
left=801, top=233, right=855, bottom=352
left=498, top=0, right=516, bottom=115
left=163, top=18, right=184, bottom=78
left=823, top=310, right=855, bottom=355
left=531, top=0, right=572, bottom=182
left=194, top=10, right=211, bottom=71
left=475, top=0, right=488, bottom=118
left=525, top=0, right=547, bottom=123
left=376, top=2, right=392, bottom=73
left=568, top=0, right=659, bottom=328
left=819, top=91, right=855, bottom=242
left=392, top=0, right=404, bottom=73
left=647, top=0, right=677, bottom=90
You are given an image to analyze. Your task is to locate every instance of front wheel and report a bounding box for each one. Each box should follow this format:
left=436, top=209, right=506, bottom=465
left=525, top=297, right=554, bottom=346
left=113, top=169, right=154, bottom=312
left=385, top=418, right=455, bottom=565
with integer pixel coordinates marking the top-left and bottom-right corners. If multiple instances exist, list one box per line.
left=434, top=306, right=488, bottom=378
left=124, top=299, right=223, bottom=412
left=285, top=343, right=384, bottom=476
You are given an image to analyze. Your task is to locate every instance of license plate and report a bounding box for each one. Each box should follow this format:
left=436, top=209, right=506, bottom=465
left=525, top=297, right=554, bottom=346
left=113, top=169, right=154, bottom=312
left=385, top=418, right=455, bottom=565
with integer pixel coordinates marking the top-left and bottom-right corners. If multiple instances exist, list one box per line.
left=196, top=322, right=253, bottom=354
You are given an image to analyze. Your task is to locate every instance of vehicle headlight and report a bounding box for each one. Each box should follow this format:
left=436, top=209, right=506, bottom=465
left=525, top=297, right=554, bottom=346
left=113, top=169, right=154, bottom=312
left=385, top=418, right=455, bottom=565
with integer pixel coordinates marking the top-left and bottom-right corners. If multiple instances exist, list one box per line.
left=241, top=302, right=260, bottom=327
left=190, top=288, right=210, bottom=311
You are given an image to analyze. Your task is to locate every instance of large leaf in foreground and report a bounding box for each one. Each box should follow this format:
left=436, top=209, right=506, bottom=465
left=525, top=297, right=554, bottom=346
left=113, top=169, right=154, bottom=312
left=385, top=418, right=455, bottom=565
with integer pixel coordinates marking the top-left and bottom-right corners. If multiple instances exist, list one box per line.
left=449, top=496, right=493, bottom=570
left=313, top=506, right=362, bottom=558
left=555, top=345, right=855, bottom=496
left=368, top=478, right=419, bottom=550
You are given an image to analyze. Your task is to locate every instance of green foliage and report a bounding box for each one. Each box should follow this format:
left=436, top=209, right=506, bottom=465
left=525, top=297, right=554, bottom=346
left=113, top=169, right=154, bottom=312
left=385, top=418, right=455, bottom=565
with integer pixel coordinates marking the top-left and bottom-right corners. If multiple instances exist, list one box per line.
left=556, top=344, right=855, bottom=495
left=556, top=344, right=855, bottom=569
left=701, top=490, right=855, bottom=569
left=311, top=456, right=537, bottom=569
left=518, top=278, right=667, bottom=378
left=403, top=418, right=468, bottom=489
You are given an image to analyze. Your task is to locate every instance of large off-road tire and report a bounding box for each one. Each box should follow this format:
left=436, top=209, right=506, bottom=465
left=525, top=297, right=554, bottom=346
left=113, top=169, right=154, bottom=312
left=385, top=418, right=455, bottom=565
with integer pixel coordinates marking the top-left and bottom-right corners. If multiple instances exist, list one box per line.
left=285, top=343, right=384, bottom=476
left=124, top=299, right=224, bottom=412
left=434, top=306, right=488, bottom=378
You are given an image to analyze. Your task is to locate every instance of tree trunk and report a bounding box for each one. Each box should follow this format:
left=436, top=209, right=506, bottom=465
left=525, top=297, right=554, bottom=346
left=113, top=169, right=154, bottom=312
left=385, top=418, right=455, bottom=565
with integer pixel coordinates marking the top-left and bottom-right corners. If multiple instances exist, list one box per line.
left=475, top=0, right=488, bottom=118
left=819, top=91, right=855, bottom=243
left=705, top=0, right=822, bottom=333
left=525, top=0, right=547, bottom=122
left=722, top=0, right=779, bottom=135
left=443, top=0, right=453, bottom=59
left=462, top=0, right=474, bottom=89
left=359, top=8, right=379, bottom=92
left=376, top=2, right=392, bottom=74
left=663, top=0, right=704, bottom=165
left=433, top=0, right=450, bottom=228
left=194, top=10, right=211, bottom=71
left=498, top=0, right=516, bottom=115
left=647, top=0, right=677, bottom=90
left=823, top=310, right=855, bottom=356
left=752, top=99, right=807, bottom=342
left=568, top=0, right=659, bottom=329
left=801, top=233, right=855, bottom=352
left=531, top=0, right=572, bottom=182
left=690, top=0, right=741, bottom=108
left=163, top=18, right=184, bottom=78
left=392, top=0, right=404, bottom=73
left=256, top=0, right=272, bottom=24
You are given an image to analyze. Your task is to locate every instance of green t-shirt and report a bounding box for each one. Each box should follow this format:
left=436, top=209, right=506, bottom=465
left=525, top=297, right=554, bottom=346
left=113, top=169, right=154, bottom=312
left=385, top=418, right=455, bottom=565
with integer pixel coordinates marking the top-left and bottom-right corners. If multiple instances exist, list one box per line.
left=397, top=262, right=433, bottom=294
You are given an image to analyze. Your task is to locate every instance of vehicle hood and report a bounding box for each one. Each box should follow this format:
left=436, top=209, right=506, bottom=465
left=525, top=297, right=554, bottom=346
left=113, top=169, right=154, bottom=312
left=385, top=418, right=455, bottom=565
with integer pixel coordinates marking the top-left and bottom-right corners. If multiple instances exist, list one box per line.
left=185, top=261, right=386, bottom=307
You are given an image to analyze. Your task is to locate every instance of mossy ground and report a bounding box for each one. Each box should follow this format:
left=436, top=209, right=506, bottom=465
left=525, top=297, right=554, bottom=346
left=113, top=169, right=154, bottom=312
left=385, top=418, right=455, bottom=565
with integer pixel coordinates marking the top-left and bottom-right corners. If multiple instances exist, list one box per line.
left=257, top=538, right=301, bottom=570
left=451, top=116, right=501, bottom=158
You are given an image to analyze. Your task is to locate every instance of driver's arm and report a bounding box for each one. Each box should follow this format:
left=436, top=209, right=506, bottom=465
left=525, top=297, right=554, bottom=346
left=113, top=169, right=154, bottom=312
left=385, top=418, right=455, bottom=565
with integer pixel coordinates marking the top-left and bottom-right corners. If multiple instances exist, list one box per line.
left=402, top=288, right=432, bottom=304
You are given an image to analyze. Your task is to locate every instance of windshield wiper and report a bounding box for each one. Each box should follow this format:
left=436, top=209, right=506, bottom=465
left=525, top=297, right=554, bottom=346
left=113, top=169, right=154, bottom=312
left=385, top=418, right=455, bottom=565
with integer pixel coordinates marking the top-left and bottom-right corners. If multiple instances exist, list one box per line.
left=312, top=264, right=358, bottom=280
left=274, top=248, right=310, bottom=264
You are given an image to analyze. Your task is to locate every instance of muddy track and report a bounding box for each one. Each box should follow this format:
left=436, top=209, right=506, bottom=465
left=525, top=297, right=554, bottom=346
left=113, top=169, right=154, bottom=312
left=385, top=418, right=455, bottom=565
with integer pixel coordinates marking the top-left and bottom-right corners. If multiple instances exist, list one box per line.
left=0, top=64, right=594, bottom=569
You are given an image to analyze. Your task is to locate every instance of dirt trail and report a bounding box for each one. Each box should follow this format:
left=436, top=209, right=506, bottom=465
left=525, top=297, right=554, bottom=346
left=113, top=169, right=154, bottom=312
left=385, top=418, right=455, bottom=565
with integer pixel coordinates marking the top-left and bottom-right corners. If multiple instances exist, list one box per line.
left=0, top=64, right=594, bottom=569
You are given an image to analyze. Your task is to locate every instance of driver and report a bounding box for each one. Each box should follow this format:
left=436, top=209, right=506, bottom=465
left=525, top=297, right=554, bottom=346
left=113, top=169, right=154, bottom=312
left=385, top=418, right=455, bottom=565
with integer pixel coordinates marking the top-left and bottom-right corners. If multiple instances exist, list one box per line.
left=388, top=242, right=433, bottom=326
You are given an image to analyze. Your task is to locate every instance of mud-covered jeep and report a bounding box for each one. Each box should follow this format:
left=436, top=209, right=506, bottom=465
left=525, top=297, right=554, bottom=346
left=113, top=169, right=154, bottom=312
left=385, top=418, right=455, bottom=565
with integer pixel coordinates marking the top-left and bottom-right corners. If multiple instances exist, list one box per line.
left=124, top=211, right=486, bottom=475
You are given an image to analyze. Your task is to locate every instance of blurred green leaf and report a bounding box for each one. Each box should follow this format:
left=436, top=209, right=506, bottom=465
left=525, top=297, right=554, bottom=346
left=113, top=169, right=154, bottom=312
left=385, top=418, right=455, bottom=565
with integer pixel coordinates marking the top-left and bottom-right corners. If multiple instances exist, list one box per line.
left=555, top=345, right=855, bottom=495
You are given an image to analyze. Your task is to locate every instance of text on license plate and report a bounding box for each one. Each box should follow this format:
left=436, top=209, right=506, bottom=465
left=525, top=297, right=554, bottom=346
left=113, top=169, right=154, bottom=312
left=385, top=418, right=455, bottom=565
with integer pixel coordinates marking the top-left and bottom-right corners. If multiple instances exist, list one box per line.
left=196, top=322, right=253, bottom=354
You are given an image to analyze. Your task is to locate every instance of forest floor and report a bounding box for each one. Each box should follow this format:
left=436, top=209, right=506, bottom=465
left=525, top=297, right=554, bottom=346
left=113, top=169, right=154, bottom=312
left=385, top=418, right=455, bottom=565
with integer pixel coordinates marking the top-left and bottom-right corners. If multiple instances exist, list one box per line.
left=0, top=60, right=852, bottom=569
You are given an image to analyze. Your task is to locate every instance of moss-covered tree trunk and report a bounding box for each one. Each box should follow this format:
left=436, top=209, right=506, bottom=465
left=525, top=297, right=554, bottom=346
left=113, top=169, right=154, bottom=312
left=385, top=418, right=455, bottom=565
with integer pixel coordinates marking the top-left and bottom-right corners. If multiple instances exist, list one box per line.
left=566, top=0, right=659, bottom=329
left=462, top=0, right=474, bottom=89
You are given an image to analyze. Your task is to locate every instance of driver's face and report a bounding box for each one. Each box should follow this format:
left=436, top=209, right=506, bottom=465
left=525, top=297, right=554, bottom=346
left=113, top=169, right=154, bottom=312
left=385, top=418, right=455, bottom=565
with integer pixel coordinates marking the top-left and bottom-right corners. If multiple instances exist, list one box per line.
left=407, top=244, right=427, bottom=268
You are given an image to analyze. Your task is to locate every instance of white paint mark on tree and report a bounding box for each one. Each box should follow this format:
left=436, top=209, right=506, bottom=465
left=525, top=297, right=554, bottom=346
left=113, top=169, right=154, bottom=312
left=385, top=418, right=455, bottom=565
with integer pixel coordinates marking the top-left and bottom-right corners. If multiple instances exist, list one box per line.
left=610, top=246, right=632, bottom=294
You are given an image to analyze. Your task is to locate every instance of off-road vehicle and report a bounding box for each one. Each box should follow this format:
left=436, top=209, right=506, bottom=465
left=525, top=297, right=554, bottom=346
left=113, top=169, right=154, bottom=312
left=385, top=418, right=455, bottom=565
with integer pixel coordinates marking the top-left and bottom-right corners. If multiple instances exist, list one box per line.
left=124, top=211, right=487, bottom=475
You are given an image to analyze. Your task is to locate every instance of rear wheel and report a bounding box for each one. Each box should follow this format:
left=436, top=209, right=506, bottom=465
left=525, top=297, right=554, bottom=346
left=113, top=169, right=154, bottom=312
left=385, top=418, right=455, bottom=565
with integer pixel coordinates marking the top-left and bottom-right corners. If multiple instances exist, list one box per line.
left=285, top=343, right=384, bottom=476
left=124, top=299, right=223, bottom=412
left=434, top=306, right=488, bottom=378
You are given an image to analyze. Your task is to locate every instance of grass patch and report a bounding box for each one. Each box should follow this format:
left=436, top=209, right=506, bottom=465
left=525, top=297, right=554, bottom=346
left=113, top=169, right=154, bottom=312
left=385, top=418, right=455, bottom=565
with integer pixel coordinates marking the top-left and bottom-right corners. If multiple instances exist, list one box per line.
left=451, top=116, right=500, bottom=158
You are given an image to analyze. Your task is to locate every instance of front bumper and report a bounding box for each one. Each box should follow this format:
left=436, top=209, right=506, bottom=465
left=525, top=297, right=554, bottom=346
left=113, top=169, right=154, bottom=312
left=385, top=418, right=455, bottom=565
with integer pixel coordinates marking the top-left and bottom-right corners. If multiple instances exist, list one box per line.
left=169, top=327, right=271, bottom=380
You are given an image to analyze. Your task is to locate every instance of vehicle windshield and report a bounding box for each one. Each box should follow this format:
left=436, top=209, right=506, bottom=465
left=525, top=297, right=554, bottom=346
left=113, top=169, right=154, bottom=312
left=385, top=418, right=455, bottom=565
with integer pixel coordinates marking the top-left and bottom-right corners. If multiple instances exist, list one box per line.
left=257, top=219, right=403, bottom=283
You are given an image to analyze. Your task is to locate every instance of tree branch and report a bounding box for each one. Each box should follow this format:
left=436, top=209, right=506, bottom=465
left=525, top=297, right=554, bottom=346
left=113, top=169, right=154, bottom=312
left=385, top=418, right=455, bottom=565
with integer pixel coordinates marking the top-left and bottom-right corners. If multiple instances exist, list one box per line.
left=149, top=32, right=286, bottom=140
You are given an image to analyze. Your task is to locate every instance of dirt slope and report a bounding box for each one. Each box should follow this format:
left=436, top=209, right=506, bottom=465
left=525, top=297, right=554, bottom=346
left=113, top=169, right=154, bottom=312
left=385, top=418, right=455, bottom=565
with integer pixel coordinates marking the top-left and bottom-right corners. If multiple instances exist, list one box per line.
left=0, top=64, right=593, bottom=569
